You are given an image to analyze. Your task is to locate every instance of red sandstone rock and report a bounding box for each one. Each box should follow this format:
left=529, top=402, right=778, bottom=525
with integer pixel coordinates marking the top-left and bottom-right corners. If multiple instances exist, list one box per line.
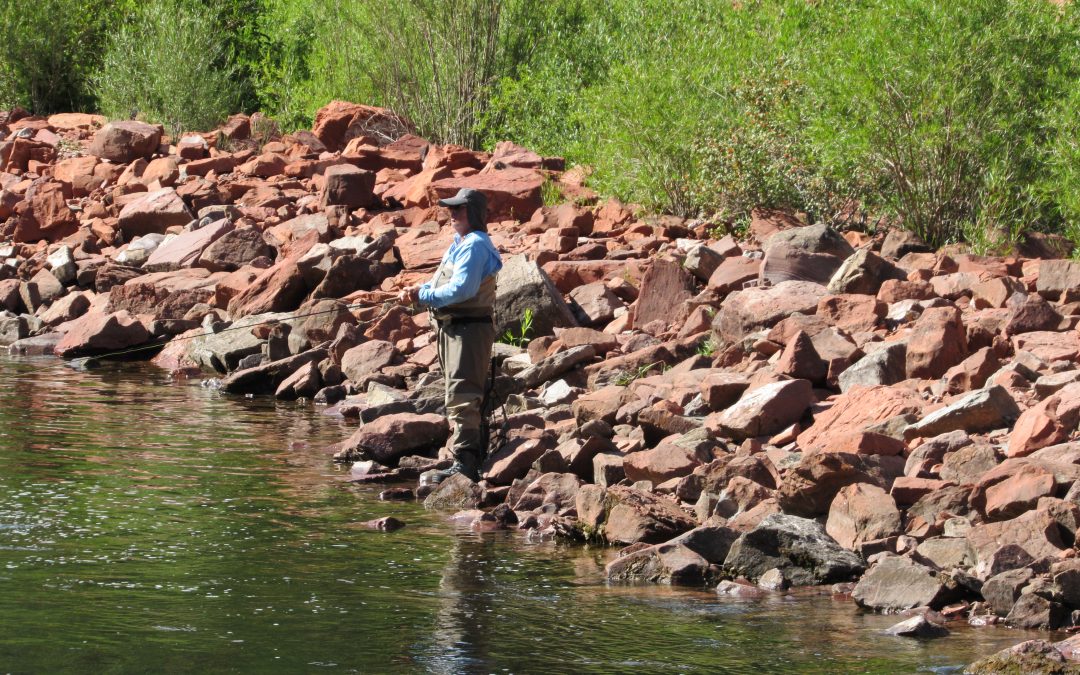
left=906, top=305, right=968, bottom=379
left=117, top=188, right=194, bottom=239
left=53, top=309, right=151, bottom=357
left=88, top=121, right=161, bottom=163
left=826, top=482, right=902, bottom=549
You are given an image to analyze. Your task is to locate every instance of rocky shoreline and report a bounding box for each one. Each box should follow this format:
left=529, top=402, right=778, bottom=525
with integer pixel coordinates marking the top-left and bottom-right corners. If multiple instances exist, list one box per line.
left=4, top=101, right=1080, bottom=671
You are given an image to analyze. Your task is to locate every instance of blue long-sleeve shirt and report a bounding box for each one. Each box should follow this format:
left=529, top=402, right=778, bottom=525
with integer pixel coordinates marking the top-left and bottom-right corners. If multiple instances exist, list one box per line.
left=418, top=231, right=503, bottom=308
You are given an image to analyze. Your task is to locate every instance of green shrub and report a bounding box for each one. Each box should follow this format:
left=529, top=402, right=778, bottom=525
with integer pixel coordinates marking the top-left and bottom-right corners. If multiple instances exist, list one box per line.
left=801, top=0, right=1080, bottom=248
left=0, top=0, right=128, bottom=113
left=94, top=0, right=240, bottom=136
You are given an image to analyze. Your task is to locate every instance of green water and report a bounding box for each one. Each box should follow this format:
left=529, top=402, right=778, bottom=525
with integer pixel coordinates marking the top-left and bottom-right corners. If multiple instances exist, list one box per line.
left=0, top=356, right=1045, bottom=673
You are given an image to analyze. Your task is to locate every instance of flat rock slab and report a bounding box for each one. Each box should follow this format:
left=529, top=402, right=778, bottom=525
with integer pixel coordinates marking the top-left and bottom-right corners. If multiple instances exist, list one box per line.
left=709, top=379, right=813, bottom=441
left=853, top=556, right=951, bottom=611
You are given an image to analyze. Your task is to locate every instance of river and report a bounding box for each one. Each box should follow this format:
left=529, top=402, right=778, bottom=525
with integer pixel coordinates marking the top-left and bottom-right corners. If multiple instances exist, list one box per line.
left=0, top=355, right=1047, bottom=673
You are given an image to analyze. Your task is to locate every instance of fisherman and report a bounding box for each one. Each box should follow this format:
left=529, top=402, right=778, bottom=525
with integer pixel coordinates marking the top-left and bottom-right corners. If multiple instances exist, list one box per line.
left=397, top=188, right=503, bottom=485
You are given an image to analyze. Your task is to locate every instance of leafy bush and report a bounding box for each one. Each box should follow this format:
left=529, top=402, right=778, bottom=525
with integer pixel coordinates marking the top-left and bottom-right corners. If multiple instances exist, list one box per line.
left=801, top=0, right=1080, bottom=248
left=0, top=0, right=127, bottom=113
left=94, top=0, right=240, bottom=135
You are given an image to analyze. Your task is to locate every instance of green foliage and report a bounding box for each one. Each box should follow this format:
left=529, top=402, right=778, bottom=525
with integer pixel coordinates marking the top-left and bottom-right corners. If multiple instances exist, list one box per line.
left=800, top=0, right=1080, bottom=248
left=94, top=0, right=240, bottom=136
left=696, top=338, right=717, bottom=358
left=499, top=308, right=534, bottom=348
left=7, top=0, right=1080, bottom=255
left=0, top=0, right=131, bottom=113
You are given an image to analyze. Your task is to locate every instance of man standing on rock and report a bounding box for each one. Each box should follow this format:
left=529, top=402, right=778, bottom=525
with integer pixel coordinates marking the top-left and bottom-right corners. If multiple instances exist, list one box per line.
left=398, top=188, right=503, bottom=485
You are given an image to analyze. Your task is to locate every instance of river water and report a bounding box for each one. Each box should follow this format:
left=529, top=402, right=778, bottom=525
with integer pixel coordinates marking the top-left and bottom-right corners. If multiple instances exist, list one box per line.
left=0, top=355, right=1048, bottom=673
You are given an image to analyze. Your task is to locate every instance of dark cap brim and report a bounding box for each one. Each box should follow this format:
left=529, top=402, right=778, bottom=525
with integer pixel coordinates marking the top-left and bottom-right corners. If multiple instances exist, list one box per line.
left=438, top=196, right=469, bottom=207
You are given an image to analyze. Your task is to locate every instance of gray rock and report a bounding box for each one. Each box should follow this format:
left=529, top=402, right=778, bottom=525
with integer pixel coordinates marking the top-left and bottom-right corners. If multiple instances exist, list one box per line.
left=885, top=614, right=949, bottom=638
left=516, top=345, right=596, bottom=389
left=423, top=473, right=483, bottom=510
left=827, top=249, right=905, bottom=295
left=761, top=224, right=854, bottom=286
left=712, top=379, right=814, bottom=441
left=0, top=314, right=28, bottom=346
left=838, top=342, right=907, bottom=393
left=222, top=347, right=327, bottom=395
left=8, top=331, right=63, bottom=356
left=880, top=229, right=932, bottom=260
left=904, top=385, right=1020, bottom=440
left=1006, top=592, right=1070, bottom=629
left=915, top=537, right=975, bottom=570
left=723, top=514, right=865, bottom=586
left=605, top=543, right=718, bottom=585
left=495, top=254, right=578, bottom=339
left=684, top=244, right=725, bottom=283
left=983, top=568, right=1035, bottom=616
left=667, top=525, right=740, bottom=565
left=853, top=556, right=952, bottom=611
left=47, top=246, right=77, bottom=285
left=180, top=311, right=286, bottom=372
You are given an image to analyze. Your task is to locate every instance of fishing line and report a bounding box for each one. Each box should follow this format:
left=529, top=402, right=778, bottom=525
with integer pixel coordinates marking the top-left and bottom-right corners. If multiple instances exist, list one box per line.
left=67, top=300, right=380, bottom=368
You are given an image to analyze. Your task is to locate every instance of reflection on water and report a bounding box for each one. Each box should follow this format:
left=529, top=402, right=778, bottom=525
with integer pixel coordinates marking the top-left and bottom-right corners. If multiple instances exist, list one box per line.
left=0, top=356, right=1044, bottom=673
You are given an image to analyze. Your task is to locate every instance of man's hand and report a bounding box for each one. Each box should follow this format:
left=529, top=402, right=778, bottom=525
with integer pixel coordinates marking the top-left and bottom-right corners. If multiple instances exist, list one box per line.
left=397, top=284, right=421, bottom=306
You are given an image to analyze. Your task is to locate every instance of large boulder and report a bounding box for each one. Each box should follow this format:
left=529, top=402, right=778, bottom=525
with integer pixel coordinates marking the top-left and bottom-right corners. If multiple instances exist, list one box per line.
left=578, top=485, right=696, bottom=545
left=634, top=258, right=695, bottom=329
left=428, top=167, right=545, bottom=222
left=966, top=639, right=1080, bottom=675
left=144, top=219, right=233, bottom=272
left=605, top=543, right=718, bottom=585
left=88, top=120, right=162, bottom=162
left=852, top=556, right=955, bottom=611
left=53, top=309, right=151, bottom=358
left=222, top=348, right=327, bottom=396
left=494, top=254, right=577, bottom=339
left=777, top=451, right=905, bottom=517
left=320, top=163, right=377, bottom=209
left=905, top=305, right=967, bottom=379
left=335, top=413, right=449, bottom=465
left=825, top=483, right=902, bottom=550
left=117, top=188, right=194, bottom=239
left=312, top=100, right=413, bottom=152
left=723, top=514, right=865, bottom=586
left=226, top=259, right=308, bottom=318
left=826, top=249, right=905, bottom=295
left=707, top=379, right=814, bottom=441
left=151, top=311, right=284, bottom=373
left=904, top=385, right=1020, bottom=440
left=760, top=224, right=854, bottom=286
left=197, top=227, right=275, bottom=273
left=797, top=385, right=924, bottom=452
left=11, top=181, right=78, bottom=243
left=712, top=280, right=828, bottom=346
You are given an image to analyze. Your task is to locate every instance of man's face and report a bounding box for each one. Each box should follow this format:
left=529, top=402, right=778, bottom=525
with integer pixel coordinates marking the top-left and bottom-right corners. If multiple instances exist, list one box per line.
left=449, top=204, right=469, bottom=236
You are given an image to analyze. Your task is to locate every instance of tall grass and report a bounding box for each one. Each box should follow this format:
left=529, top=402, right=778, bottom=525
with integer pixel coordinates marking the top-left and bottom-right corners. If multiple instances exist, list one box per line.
left=94, top=0, right=239, bottom=136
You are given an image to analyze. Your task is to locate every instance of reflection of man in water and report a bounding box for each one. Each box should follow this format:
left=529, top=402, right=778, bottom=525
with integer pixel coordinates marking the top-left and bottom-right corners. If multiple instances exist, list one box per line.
left=424, top=534, right=498, bottom=673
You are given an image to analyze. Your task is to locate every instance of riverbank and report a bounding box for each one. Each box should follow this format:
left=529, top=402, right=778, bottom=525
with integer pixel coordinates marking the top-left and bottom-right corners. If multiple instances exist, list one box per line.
left=4, top=103, right=1080, bottom=670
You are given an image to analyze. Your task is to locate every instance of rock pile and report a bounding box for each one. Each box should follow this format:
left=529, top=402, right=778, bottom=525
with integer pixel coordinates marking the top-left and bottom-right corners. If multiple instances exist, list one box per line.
left=5, top=101, right=1080, bottom=659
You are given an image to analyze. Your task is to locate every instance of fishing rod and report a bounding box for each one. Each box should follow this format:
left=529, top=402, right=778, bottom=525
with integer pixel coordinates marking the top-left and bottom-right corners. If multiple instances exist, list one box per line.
left=68, top=300, right=381, bottom=368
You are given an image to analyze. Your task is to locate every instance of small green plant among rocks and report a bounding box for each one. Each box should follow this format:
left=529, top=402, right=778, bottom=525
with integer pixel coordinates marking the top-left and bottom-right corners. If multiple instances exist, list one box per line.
left=499, top=308, right=534, bottom=348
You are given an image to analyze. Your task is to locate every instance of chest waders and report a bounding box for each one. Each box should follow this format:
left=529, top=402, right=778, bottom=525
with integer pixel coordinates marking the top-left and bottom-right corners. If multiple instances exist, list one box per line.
left=424, top=255, right=498, bottom=483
